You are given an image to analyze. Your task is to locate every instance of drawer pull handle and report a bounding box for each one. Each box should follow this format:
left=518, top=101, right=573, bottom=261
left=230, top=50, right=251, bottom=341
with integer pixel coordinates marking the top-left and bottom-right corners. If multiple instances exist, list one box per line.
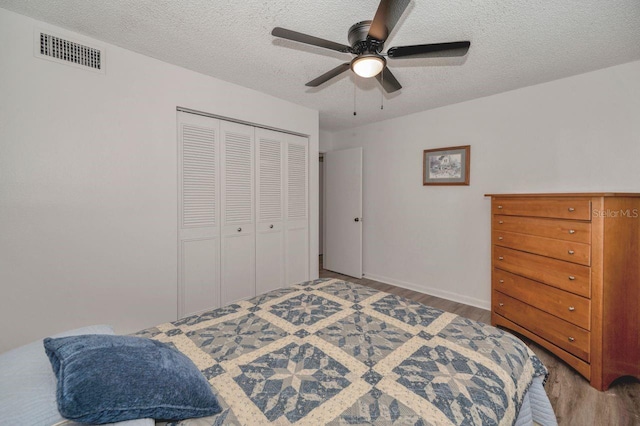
left=568, top=207, right=575, bottom=212
left=568, top=229, right=576, bottom=234
left=498, top=220, right=504, bottom=224
left=568, top=250, right=575, bottom=255
left=568, top=275, right=576, bottom=281
left=270, top=224, right=274, bottom=229
left=499, top=279, right=504, bottom=283
left=498, top=236, right=503, bottom=241
left=497, top=205, right=503, bottom=209
left=237, top=227, right=242, bottom=232
left=568, top=306, right=575, bottom=311
left=498, top=256, right=504, bottom=260
left=568, top=337, right=575, bottom=342
left=499, top=303, right=504, bottom=307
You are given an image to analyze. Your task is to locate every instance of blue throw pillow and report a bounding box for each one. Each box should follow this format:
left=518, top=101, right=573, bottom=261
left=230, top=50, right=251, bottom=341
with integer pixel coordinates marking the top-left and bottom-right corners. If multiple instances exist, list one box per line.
left=43, top=335, right=221, bottom=424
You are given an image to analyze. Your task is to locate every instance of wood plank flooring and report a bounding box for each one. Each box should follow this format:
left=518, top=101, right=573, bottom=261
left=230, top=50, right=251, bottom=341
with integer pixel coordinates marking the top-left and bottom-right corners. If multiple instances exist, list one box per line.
left=319, top=262, right=640, bottom=426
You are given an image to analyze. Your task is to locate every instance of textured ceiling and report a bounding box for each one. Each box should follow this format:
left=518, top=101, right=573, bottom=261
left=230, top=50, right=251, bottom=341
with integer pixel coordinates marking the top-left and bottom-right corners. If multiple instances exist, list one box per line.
left=2, top=0, right=640, bottom=132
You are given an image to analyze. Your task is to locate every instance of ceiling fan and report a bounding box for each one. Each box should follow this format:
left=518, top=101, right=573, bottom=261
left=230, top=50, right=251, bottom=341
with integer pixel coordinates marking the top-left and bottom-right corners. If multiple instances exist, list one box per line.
left=271, top=0, right=471, bottom=93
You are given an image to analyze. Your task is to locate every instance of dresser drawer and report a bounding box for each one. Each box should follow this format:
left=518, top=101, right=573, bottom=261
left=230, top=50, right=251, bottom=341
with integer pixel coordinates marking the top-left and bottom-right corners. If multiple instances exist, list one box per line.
left=493, top=291, right=590, bottom=361
left=494, top=269, right=591, bottom=329
left=493, top=198, right=591, bottom=220
left=493, top=246, right=591, bottom=297
left=493, top=215, right=591, bottom=244
left=493, top=230, right=591, bottom=266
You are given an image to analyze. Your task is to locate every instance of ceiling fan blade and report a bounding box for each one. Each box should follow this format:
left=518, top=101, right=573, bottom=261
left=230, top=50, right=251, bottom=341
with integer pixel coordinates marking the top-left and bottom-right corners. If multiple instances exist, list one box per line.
left=368, top=0, right=410, bottom=42
left=306, top=63, right=351, bottom=87
left=272, top=27, right=352, bottom=53
left=387, top=41, right=471, bottom=58
left=375, top=67, right=402, bottom=93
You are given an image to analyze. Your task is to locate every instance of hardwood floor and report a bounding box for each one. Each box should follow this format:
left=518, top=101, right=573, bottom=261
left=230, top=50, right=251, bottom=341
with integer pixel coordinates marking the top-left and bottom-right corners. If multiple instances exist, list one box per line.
left=319, top=261, right=640, bottom=426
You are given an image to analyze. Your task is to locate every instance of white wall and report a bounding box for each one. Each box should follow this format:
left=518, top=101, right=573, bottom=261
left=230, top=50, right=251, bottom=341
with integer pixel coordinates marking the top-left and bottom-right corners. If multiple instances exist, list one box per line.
left=319, top=158, right=324, bottom=255
left=0, top=8, right=319, bottom=352
left=318, top=129, right=333, bottom=257
left=329, top=60, right=640, bottom=310
left=319, top=129, right=334, bottom=153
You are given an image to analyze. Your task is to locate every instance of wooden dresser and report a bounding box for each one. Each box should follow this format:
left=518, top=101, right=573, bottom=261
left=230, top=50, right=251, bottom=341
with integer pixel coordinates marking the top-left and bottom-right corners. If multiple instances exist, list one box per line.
left=486, top=193, right=640, bottom=390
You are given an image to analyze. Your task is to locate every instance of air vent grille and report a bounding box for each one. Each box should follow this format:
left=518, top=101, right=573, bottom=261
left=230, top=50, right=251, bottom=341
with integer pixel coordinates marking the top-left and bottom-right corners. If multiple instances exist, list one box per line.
left=37, top=32, right=102, bottom=71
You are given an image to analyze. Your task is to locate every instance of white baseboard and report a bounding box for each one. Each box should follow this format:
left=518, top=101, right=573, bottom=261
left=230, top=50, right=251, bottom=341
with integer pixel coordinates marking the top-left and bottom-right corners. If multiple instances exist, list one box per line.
left=363, top=272, right=491, bottom=311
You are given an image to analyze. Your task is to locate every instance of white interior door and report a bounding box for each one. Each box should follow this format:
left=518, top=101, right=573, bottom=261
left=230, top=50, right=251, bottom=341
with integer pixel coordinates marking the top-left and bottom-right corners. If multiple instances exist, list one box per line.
left=285, top=135, right=309, bottom=284
left=255, top=128, right=285, bottom=294
left=220, top=120, right=255, bottom=305
left=324, top=147, right=363, bottom=278
left=177, top=112, right=221, bottom=318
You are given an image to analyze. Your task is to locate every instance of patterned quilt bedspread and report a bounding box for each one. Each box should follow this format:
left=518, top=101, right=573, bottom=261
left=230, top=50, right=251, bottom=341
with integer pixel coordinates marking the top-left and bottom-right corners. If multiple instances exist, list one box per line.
left=137, top=278, right=547, bottom=425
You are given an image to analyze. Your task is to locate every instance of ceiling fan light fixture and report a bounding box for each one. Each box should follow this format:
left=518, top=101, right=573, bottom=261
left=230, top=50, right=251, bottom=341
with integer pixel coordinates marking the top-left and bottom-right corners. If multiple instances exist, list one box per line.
left=271, top=0, right=469, bottom=93
left=351, top=54, right=385, bottom=78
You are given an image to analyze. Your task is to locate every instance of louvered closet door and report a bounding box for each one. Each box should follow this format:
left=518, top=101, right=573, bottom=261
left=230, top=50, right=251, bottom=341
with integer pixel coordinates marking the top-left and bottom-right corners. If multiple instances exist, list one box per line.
left=177, top=112, right=221, bottom=318
left=285, top=135, right=309, bottom=285
left=255, top=129, right=285, bottom=294
left=220, top=121, right=256, bottom=305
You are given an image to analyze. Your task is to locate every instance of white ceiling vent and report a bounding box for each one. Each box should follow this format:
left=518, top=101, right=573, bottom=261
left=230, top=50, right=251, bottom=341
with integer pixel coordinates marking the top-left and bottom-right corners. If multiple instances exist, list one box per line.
left=34, top=29, right=105, bottom=73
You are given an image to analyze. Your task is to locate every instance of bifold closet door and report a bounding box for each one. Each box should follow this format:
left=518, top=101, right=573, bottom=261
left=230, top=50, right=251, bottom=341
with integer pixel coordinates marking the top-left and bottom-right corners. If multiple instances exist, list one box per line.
left=220, top=120, right=256, bottom=305
left=286, top=135, right=309, bottom=285
left=255, top=129, right=285, bottom=294
left=177, top=112, right=221, bottom=318
left=178, top=111, right=309, bottom=317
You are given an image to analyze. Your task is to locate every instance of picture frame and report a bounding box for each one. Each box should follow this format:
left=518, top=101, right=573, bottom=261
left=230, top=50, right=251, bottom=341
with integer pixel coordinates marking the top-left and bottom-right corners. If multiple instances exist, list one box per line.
left=423, top=145, right=470, bottom=186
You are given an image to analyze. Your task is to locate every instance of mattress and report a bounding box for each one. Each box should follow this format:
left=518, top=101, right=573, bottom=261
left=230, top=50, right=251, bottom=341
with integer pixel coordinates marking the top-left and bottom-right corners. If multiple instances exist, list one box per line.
left=138, top=278, right=555, bottom=425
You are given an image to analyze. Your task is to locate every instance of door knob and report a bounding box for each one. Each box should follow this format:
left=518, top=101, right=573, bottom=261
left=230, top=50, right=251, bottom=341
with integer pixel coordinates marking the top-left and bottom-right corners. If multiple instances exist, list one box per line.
left=354, top=218, right=360, bottom=222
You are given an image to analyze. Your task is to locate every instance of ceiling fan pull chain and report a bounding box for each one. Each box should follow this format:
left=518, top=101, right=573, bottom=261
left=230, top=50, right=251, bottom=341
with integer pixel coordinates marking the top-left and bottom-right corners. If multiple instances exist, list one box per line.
left=353, top=82, right=357, bottom=116
left=381, top=72, right=384, bottom=110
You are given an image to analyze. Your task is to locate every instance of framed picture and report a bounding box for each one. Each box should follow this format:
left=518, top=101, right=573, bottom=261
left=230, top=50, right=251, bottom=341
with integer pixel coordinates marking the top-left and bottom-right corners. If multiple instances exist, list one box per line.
left=423, top=145, right=470, bottom=186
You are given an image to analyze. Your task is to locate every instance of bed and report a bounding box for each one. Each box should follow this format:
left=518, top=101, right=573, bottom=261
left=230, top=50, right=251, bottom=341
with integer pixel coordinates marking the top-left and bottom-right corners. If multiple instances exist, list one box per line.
left=134, top=278, right=556, bottom=425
